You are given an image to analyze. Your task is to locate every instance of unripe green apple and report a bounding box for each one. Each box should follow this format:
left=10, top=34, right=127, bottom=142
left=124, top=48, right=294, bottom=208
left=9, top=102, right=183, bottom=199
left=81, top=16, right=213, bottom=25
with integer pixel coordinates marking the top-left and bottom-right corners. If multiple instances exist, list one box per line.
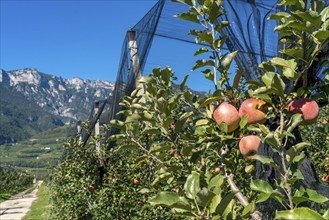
left=239, top=98, right=266, bottom=125
left=288, top=98, right=319, bottom=124
left=239, top=135, right=261, bottom=159
left=213, top=102, right=240, bottom=132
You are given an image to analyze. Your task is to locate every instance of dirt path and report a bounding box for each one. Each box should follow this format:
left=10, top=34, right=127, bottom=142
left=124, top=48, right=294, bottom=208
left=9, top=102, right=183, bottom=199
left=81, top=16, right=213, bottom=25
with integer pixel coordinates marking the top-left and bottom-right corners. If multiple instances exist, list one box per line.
left=0, top=181, right=42, bottom=220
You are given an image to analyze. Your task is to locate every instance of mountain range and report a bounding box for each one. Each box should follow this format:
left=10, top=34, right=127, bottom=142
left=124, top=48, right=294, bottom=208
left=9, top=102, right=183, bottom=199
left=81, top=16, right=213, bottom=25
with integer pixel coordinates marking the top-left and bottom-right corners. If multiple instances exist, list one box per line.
left=0, top=68, right=114, bottom=144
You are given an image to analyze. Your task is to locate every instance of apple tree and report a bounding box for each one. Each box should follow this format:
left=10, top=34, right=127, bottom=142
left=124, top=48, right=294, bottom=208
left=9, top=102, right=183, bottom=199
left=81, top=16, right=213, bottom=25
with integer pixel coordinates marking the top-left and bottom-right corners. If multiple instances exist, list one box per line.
left=110, top=0, right=329, bottom=219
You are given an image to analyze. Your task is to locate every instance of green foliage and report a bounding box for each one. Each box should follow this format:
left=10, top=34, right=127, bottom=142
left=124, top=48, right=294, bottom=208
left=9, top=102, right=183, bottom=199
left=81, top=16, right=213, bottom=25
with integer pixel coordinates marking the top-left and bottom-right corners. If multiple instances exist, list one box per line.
left=50, top=136, right=179, bottom=219
left=0, top=166, right=34, bottom=195
left=49, top=0, right=329, bottom=219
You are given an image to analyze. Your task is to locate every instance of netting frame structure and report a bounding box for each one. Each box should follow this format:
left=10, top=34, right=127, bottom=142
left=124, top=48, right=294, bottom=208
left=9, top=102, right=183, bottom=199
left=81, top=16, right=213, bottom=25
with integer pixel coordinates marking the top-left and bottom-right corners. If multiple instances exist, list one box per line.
left=79, top=0, right=328, bottom=165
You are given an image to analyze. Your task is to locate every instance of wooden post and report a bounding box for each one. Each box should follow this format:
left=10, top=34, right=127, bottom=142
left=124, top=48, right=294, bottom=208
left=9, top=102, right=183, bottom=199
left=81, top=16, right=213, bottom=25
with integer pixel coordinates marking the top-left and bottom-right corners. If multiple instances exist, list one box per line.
left=77, top=120, right=82, bottom=144
left=127, top=30, right=144, bottom=94
left=94, top=101, right=101, bottom=159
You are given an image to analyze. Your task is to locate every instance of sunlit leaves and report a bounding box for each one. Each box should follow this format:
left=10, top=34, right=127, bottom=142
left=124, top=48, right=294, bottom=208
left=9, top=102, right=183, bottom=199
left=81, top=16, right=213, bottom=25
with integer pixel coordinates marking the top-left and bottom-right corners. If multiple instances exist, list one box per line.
left=275, top=207, right=326, bottom=220
left=184, top=171, right=201, bottom=199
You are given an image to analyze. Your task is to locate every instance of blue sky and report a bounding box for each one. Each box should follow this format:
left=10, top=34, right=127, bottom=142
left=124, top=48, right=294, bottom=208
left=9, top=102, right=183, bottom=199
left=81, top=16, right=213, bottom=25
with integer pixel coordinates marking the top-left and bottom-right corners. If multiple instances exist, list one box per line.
left=1, top=0, right=157, bottom=80
left=0, top=0, right=216, bottom=91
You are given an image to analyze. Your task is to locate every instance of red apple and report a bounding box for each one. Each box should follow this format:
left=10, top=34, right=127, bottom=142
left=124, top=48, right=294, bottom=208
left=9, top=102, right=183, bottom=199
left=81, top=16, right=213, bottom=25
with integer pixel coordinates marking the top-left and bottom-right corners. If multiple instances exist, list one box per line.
left=321, top=176, right=329, bottom=182
left=170, top=124, right=175, bottom=130
left=88, top=184, right=95, bottom=192
left=170, top=149, right=180, bottom=157
left=239, top=135, right=261, bottom=159
left=214, top=167, right=221, bottom=173
left=133, top=178, right=140, bottom=185
left=213, top=102, right=240, bottom=132
left=239, top=98, right=266, bottom=125
left=288, top=98, right=319, bottom=124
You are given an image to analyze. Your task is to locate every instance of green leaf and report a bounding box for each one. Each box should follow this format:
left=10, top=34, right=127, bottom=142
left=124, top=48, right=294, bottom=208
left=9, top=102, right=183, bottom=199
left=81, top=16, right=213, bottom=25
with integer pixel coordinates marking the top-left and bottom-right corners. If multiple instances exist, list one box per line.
left=208, top=174, right=225, bottom=195
left=107, top=134, right=126, bottom=142
left=196, top=187, right=216, bottom=207
left=142, top=111, right=153, bottom=120
left=305, top=188, right=329, bottom=203
left=195, top=119, right=209, bottom=126
left=117, top=144, right=138, bottom=151
left=215, top=192, right=236, bottom=216
left=201, top=69, right=214, bottom=81
left=197, top=96, right=220, bottom=108
left=286, top=142, right=311, bottom=162
left=150, top=145, right=171, bottom=153
left=293, top=10, right=322, bottom=27
left=259, top=124, right=270, bottom=135
left=270, top=58, right=298, bottom=80
left=184, top=171, right=201, bottom=199
left=223, top=50, right=238, bottom=70
left=125, top=113, right=142, bottom=123
left=275, top=207, right=325, bottom=220
left=280, top=48, right=303, bottom=58
left=253, top=86, right=273, bottom=95
left=320, top=6, right=329, bottom=22
left=139, top=188, right=151, bottom=194
left=110, top=119, right=125, bottom=130
left=139, top=76, right=153, bottom=83
left=242, top=201, right=255, bottom=217
left=287, top=114, right=303, bottom=133
left=268, top=12, right=291, bottom=20
left=180, top=74, right=189, bottom=91
left=149, top=191, right=191, bottom=209
left=272, top=73, right=286, bottom=98
left=209, top=195, right=222, bottom=214
left=263, top=132, right=280, bottom=148
left=250, top=179, right=273, bottom=194
left=196, top=30, right=214, bottom=44
left=313, top=30, right=329, bottom=43
left=256, top=192, right=271, bottom=203
left=259, top=61, right=275, bottom=72
left=176, top=11, right=199, bottom=23
left=194, top=47, right=209, bottom=56
left=323, top=209, right=329, bottom=220
left=239, top=114, right=249, bottom=129
left=131, top=103, right=143, bottom=109
left=175, top=111, right=194, bottom=132
left=254, top=155, right=280, bottom=170
left=262, top=71, right=276, bottom=87
left=192, top=59, right=216, bottom=71
left=233, top=68, right=244, bottom=89
left=214, top=35, right=227, bottom=49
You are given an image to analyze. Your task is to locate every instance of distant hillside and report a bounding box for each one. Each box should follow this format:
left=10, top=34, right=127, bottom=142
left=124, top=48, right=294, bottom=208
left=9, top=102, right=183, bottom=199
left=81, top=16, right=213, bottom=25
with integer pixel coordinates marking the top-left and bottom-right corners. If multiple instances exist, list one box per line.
left=0, top=83, right=65, bottom=144
left=0, top=125, right=76, bottom=179
left=0, top=68, right=114, bottom=143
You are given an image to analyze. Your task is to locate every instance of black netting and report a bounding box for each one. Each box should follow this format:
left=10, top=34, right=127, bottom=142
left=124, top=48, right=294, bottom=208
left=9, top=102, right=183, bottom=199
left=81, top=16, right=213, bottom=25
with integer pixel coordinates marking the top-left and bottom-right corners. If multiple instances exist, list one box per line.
left=82, top=0, right=328, bottom=149
left=103, top=0, right=165, bottom=148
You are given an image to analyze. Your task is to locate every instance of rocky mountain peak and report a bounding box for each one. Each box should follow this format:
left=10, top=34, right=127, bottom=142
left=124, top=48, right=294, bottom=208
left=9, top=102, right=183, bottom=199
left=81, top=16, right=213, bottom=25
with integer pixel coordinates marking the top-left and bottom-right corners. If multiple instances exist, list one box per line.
left=0, top=68, right=115, bottom=120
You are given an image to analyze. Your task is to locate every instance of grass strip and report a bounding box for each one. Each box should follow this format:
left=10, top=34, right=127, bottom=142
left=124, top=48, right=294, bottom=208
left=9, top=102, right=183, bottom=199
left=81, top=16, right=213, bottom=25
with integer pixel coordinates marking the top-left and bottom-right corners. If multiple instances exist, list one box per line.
left=22, top=183, right=52, bottom=220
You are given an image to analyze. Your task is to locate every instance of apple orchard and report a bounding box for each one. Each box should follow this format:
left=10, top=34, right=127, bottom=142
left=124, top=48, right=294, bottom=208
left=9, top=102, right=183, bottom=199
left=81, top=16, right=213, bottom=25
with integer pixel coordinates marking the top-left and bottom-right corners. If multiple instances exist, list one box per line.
left=50, top=0, right=329, bottom=219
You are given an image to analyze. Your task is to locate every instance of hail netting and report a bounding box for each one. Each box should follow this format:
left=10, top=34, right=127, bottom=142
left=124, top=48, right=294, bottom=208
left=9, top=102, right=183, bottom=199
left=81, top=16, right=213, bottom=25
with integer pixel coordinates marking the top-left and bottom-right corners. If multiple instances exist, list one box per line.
left=154, top=0, right=282, bottom=81
left=104, top=0, right=328, bottom=146
left=105, top=0, right=165, bottom=149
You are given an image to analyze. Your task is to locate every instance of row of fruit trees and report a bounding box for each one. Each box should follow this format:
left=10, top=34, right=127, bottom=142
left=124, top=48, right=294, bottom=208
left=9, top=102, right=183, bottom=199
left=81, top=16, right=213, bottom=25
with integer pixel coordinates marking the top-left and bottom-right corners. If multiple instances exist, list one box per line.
left=50, top=0, right=329, bottom=219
